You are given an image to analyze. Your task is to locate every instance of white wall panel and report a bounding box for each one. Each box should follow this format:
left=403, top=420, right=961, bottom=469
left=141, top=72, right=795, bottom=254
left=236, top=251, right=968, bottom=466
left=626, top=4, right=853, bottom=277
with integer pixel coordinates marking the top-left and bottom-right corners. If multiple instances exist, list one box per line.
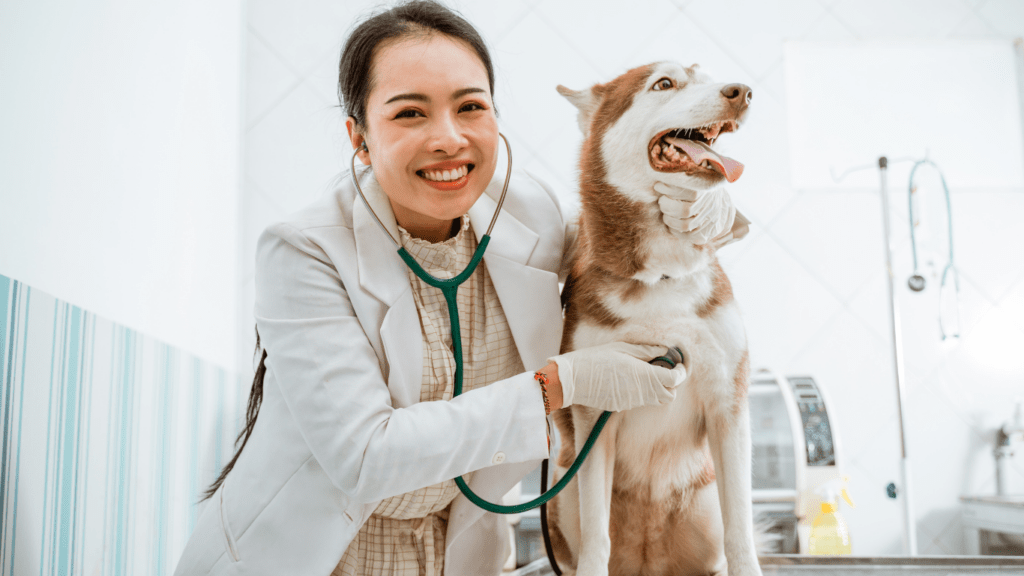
left=0, top=0, right=246, bottom=371
left=785, top=40, right=1024, bottom=190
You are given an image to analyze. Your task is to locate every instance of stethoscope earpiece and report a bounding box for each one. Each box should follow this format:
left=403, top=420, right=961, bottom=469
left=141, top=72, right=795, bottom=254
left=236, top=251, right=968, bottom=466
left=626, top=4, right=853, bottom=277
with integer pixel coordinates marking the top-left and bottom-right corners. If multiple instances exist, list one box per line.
left=359, top=142, right=369, bottom=153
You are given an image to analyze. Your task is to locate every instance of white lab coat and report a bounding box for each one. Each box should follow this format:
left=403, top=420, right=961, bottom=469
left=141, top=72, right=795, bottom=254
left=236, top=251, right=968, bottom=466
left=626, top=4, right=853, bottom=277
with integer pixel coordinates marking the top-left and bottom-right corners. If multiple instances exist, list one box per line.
left=173, top=161, right=572, bottom=576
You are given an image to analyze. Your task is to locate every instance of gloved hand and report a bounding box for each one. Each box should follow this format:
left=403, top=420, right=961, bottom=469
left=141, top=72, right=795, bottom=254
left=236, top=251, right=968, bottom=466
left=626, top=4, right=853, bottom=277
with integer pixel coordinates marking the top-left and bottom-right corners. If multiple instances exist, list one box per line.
left=548, top=342, right=686, bottom=412
left=656, top=181, right=748, bottom=248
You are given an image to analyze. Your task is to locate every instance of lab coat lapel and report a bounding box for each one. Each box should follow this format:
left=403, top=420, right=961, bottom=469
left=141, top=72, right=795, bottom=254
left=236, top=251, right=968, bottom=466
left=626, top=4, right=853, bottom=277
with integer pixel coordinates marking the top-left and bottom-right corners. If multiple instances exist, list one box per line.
left=352, top=166, right=405, bottom=306
left=351, top=167, right=422, bottom=409
left=467, top=188, right=563, bottom=370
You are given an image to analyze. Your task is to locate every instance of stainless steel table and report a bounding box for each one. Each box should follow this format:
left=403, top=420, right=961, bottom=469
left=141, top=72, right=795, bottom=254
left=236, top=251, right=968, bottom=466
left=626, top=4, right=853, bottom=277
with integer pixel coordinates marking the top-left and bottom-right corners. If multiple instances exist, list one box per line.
left=510, top=555, right=1024, bottom=576
left=961, top=495, right=1024, bottom=555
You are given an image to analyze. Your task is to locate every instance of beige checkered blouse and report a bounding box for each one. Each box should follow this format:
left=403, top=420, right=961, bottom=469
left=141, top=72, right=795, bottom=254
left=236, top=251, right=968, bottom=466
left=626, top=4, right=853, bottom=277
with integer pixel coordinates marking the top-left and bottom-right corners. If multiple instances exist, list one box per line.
left=333, top=215, right=526, bottom=576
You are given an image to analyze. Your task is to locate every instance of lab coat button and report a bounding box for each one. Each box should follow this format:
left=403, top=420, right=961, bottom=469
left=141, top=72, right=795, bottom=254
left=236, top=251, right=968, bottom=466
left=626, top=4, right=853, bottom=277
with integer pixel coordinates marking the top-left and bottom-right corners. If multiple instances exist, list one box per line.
left=492, top=452, right=506, bottom=464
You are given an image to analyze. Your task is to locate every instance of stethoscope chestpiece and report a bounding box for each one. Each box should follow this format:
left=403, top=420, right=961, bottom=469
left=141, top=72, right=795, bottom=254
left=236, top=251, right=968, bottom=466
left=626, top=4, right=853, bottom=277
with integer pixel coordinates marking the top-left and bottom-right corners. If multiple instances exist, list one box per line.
left=907, top=274, right=926, bottom=292
left=649, top=346, right=684, bottom=370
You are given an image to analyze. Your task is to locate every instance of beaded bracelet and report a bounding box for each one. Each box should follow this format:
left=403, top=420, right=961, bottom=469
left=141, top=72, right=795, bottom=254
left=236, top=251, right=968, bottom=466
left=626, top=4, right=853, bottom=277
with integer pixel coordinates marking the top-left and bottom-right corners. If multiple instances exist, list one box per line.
left=533, top=370, right=552, bottom=415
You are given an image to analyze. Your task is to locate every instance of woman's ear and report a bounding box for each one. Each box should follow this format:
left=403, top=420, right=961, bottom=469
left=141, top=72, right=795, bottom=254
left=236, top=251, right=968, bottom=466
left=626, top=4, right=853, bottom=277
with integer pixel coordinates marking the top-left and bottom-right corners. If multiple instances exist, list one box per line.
left=346, top=117, right=371, bottom=166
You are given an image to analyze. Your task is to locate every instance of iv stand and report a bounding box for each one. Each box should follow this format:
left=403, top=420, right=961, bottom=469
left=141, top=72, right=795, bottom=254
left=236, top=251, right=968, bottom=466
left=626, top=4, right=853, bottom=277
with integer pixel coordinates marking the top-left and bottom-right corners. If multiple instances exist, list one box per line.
left=876, top=156, right=918, bottom=556
left=831, top=156, right=919, bottom=556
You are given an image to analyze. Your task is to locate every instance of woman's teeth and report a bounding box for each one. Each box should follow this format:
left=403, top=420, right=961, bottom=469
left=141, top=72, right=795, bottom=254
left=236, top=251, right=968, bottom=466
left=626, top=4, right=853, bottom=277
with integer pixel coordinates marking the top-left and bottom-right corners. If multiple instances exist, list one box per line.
left=421, top=165, right=469, bottom=182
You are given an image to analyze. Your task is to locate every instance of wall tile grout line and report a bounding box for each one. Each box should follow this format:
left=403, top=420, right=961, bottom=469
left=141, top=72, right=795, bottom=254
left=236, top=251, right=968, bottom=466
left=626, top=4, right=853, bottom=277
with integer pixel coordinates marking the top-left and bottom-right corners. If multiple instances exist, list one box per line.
left=244, top=25, right=310, bottom=133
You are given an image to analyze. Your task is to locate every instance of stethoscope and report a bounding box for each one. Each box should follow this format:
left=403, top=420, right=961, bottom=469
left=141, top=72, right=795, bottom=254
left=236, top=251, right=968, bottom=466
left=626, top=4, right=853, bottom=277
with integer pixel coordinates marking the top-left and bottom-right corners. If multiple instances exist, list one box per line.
left=350, top=133, right=622, bottom=516
left=906, top=158, right=960, bottom=340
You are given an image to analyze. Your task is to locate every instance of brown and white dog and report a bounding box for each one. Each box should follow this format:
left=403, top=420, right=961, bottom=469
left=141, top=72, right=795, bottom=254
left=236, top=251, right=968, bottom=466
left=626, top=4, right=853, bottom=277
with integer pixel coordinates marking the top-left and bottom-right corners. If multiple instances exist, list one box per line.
left=547, top=61, right=761, bottom=576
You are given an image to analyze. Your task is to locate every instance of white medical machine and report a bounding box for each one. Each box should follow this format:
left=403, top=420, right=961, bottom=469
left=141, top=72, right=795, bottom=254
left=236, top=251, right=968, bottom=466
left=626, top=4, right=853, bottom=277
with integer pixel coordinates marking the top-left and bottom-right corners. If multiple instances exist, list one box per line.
left=749, top=369, right=844, bottom=554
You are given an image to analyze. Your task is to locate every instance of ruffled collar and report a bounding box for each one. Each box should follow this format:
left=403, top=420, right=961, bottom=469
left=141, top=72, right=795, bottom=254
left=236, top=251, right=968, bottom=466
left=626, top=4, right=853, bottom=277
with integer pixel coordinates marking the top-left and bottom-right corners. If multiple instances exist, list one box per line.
left=397, top=215, right=472, bottom=272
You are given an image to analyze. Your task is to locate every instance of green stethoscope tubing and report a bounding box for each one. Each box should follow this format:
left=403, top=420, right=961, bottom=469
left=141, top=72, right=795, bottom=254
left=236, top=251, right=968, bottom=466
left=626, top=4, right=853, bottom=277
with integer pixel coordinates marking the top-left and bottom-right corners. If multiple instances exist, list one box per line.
left=350, top=133, right=613, bottom=514
left=396, top=243, right=614, bottom=514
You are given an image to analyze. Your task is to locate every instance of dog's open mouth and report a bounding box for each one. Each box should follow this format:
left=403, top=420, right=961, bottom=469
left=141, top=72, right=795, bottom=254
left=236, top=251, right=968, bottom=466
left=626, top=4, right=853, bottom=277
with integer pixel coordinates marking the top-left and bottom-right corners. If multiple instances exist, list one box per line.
left=648, top=120, right=744, bottom=182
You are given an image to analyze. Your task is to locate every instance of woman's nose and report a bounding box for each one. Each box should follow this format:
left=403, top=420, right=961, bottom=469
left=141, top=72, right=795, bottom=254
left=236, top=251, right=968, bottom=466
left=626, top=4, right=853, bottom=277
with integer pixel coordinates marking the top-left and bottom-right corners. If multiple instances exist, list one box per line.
left=428, top=113, right=469, bottom=155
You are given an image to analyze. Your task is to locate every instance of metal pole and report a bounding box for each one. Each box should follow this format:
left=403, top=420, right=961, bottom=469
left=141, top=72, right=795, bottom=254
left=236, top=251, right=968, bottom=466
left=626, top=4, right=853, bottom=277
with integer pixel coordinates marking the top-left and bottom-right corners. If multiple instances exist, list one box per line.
left=877, top=156, right=918, bottom=556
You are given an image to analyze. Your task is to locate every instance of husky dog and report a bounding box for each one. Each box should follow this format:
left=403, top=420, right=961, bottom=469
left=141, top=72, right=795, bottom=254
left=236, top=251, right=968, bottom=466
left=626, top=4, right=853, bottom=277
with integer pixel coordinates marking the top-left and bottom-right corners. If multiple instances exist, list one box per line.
left=548, top=61, right=761, bottom=576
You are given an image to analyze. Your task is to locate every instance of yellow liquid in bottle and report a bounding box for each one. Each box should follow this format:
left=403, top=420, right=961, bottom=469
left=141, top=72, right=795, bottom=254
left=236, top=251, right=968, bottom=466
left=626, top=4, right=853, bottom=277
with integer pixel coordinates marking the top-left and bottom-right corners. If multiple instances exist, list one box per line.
left=808, top=505, right=852, bottom=555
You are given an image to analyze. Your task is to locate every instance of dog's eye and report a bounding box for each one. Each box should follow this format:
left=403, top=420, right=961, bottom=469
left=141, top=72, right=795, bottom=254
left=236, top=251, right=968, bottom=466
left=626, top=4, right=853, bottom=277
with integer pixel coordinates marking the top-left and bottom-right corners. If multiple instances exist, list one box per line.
left=652, top=78, right=674, bottom=91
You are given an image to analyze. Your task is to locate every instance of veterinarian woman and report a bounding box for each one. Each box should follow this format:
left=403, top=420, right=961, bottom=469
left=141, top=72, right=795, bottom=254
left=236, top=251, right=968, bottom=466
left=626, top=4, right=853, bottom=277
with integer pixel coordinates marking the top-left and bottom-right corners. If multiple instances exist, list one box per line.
left=174, top=2, right=745, bottom=575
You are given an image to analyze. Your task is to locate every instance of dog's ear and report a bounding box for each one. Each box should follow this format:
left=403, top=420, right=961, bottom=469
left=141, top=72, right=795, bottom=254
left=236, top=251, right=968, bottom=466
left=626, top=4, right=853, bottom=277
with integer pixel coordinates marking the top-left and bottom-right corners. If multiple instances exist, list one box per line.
left=557, top=84, right=600, bottom=137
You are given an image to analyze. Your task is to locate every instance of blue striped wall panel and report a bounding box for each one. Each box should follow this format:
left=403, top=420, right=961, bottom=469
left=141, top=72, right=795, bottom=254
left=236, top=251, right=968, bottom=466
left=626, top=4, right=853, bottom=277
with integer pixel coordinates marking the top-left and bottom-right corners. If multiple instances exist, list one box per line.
left=0, top=273, right=246, bottom=575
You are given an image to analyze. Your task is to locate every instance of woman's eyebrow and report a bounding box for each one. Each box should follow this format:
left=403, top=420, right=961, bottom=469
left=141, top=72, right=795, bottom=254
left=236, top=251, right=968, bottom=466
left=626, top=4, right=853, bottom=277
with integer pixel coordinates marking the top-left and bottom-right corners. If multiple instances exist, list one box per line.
left=384, top=87, right=487, bottom=105
left=451, top=87, right=487, bottom=99
left=385, top=93, right=428, bottom=104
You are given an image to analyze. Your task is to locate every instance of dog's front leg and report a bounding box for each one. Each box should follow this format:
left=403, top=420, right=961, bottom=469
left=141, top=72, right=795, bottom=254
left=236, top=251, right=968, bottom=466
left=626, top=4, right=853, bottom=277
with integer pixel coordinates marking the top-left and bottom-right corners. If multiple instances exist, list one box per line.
left=572, top=405, right=619, bottom=576
left=706, top=353, right=762, bottom=576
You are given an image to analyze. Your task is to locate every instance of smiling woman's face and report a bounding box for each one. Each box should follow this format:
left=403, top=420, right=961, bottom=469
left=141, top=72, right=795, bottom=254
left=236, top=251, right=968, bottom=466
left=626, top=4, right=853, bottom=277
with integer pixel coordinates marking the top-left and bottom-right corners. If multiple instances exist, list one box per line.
left=347, top=33, right=499, bottom=242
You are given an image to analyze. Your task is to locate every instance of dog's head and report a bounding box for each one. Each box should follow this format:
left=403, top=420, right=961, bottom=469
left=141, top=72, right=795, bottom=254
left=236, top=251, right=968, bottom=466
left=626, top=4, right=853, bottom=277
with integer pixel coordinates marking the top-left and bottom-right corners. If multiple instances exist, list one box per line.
left=558, top=62, right=750, bottom=201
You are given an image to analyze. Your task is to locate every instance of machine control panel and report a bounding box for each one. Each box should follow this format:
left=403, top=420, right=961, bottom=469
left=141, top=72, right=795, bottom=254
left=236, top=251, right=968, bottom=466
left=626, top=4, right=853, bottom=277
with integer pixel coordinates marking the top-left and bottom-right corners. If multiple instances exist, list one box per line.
left=787, top=376, right=835, bottom=466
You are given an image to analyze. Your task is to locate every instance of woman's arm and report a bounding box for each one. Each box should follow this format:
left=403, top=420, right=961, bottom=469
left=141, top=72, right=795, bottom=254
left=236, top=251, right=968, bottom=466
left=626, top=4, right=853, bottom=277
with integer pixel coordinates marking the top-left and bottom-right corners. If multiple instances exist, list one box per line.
left=254, top=222, right=550, bottom=504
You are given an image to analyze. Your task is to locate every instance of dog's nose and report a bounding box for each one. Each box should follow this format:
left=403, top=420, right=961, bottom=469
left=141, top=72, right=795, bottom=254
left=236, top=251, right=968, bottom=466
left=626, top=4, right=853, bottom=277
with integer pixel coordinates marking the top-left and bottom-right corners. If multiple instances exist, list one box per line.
left=720, top=83, right=753, bottom=107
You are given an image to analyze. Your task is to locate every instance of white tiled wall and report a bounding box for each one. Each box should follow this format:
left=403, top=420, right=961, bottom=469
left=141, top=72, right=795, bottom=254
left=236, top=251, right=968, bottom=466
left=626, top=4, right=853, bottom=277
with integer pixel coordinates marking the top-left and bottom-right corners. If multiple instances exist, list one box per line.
left=239, top=0, right=1024, bottom=556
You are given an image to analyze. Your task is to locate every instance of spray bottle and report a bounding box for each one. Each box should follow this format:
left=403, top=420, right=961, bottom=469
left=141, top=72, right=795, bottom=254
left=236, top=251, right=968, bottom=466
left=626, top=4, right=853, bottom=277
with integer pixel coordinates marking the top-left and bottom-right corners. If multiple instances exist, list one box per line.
left=808, top=475, right=856, bottom=555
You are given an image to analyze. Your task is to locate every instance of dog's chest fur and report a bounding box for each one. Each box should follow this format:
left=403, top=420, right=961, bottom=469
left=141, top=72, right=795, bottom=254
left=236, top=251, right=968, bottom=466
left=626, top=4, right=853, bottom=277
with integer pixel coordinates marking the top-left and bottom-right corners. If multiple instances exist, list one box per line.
left=562, top=229, right=742, bottom=491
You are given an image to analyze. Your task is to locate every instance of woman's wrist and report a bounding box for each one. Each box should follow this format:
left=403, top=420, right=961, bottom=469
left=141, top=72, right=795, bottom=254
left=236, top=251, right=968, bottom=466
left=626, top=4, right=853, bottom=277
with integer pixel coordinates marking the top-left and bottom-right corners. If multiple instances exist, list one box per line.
left=536, top=362, right=563, bottom=412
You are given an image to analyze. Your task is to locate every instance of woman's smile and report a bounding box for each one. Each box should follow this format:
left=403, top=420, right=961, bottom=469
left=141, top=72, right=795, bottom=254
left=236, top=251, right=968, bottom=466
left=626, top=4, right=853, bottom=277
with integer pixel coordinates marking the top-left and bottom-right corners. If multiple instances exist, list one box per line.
left=417, top=160, right=475, bottom=190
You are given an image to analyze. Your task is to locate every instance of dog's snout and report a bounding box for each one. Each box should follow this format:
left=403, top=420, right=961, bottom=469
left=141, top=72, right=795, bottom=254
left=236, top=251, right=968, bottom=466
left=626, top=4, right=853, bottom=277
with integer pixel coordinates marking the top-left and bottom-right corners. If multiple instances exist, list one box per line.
left=720, top=83, right=752, bottom=107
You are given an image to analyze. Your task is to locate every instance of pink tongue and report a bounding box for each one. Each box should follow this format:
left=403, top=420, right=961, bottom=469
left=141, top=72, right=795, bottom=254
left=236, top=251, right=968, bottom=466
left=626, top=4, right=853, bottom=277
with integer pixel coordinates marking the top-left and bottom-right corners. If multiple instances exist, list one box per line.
left=664, top=136, right=744, bottom=182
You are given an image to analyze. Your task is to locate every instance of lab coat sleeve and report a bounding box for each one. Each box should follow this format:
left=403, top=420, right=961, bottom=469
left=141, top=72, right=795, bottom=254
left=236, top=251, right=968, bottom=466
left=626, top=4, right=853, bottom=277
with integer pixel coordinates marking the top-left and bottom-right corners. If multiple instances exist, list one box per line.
left=253, top=222, right=550, bottom=504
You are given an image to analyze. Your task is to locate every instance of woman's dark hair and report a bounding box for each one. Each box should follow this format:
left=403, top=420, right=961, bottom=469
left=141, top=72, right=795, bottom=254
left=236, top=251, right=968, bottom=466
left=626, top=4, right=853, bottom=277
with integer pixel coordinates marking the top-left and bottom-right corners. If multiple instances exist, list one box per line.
left=338, top=0, right=496, bottom=132
left=201, top=0, right=494, bottom=502
left=201, top=327, right=266, bottom=501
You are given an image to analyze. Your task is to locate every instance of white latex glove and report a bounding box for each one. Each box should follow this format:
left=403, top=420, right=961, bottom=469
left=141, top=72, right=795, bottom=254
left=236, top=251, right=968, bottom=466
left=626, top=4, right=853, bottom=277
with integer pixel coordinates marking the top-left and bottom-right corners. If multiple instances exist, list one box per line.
left=656, top=181, right=746, bottom=248
left=548, top=342, right=686, bottom=412
left=705, top=210, right=750, bottom=250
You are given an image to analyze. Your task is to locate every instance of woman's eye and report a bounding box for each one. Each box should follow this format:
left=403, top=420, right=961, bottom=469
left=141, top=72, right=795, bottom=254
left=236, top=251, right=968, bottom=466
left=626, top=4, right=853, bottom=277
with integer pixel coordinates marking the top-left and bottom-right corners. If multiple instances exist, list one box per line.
left=459, top=102, right=485, bottom=113
left=652, top=78, right=674, bottom=91
left=394, top=109, right=423, bottom=119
